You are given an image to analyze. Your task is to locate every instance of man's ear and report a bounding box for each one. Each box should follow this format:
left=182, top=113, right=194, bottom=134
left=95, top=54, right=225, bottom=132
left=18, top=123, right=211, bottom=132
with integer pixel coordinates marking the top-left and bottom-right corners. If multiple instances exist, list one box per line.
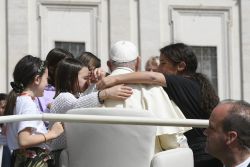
left=177, top=61, right=186, bottom=72
left=135, top=56, right=141, bottom=72
left=226, top=131, right=238, bottom=145
left=107, top=60, right=112, bottom=72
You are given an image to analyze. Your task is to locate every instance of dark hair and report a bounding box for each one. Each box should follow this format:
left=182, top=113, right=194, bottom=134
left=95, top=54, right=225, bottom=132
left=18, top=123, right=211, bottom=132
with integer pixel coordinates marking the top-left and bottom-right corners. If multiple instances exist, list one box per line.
left=193, top=73, right=219, bottom=115
left=160, top=43, right=197, bottom=74
left=77, top=52, right=101, bottom=70
left=46, top=48, right=74, bottom=86
left=55, top=58, right=87, bottom=98
left=221, top=100, right=250, bottom=149
left=0, top=93, right=7, bottom=101
left=160, top=43, right=219, bottom=115
left=4, top=55, right=47, bottom=115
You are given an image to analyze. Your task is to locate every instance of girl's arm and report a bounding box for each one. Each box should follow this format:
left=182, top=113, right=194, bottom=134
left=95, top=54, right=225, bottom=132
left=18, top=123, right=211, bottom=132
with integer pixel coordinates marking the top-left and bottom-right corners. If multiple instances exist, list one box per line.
left=52, top=85, right=132, bottom=112
left=96, top=72, right=166, bottom=90
left=18, top=122, right=64, bottom=148
left=98, top=84, right=133, bottom=101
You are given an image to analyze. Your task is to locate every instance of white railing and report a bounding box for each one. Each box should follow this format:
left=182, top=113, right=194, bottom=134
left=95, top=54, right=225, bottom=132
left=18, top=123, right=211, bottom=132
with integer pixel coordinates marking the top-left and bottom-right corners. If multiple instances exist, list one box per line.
left=0, top=113, right=209, bottom=128
left=0, top=113, right=208, bottom=167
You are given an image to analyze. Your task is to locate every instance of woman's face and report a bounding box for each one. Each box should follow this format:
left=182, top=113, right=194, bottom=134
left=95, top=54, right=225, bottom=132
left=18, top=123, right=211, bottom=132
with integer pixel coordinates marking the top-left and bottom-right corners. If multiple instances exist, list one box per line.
left=158, top=54, right=179, bottom=75
left=78, top=67, right=89, bottom=92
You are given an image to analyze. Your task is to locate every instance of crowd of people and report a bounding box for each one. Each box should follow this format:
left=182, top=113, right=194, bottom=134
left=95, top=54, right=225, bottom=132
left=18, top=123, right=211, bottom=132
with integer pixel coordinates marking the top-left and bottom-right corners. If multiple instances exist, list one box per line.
left=0, top=41, right=249, bottom=167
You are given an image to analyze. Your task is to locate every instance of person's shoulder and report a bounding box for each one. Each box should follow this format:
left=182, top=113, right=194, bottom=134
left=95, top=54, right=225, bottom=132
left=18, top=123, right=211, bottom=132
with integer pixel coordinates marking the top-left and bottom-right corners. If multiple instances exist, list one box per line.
left=16, top=96, right=34, bottom=105
left=16, top=96, right=38, bottom=114
left=166, top=74, right=198, bottom=85
left=57, top=92, right=74, bottom=97
left=54, top=92, right=76, bottom=102
left=165, top=74, right=187, bottom=81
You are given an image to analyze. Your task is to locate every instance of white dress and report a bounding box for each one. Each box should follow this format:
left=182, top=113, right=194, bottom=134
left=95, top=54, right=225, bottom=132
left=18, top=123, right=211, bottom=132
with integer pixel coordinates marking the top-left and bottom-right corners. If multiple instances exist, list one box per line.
left=6, top=96, right=48, bottom=150
left=49, top=92, right=101, bottom=150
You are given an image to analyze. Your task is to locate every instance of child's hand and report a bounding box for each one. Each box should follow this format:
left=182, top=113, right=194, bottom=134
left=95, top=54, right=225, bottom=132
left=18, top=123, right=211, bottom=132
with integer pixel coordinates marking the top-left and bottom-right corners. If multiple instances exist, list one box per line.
left=100, top=84, right=133, bottom=100
left=89, top=68, right=106, bottom=83
left=50, top=122, right=64, bottom=138
left=46, top=103, right=52, bottom=109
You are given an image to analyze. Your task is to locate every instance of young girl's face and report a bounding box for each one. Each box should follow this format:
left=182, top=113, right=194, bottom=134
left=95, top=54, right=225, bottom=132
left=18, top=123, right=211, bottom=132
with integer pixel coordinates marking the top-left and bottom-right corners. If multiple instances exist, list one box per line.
left=0, top=100, right=6, bottom=116
left=78, top=67, right=89, bottom=92
left=36, top=68, right=48, bottom=97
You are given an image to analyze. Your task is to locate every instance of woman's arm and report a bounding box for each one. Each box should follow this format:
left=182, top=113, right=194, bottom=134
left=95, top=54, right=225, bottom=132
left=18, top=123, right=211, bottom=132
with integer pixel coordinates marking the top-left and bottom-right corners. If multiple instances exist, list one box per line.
left=96, top=72, right=166, bottom=90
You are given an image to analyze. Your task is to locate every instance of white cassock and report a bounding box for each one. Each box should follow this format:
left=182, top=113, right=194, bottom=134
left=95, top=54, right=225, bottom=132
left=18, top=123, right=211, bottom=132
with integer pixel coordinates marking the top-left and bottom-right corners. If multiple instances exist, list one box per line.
left=103, top=67, right=192, bottom=152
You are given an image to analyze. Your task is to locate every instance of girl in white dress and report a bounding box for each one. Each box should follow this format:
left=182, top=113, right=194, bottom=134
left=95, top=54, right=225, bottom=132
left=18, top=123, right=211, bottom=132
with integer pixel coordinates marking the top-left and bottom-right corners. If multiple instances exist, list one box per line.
left=4, top=55, right=64, bottom=167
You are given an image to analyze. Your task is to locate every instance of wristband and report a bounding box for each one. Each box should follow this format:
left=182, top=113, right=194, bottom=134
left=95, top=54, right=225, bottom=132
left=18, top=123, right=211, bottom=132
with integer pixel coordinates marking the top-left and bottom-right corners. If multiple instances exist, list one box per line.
left=97, top=91, right=105, bottom=104
left=42, top=134, right=47, bottom=143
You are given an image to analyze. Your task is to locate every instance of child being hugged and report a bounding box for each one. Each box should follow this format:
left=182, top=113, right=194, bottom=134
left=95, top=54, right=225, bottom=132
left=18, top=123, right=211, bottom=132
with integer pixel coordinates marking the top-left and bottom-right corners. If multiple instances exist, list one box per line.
left=4, top=55, right=64, bottom=167
left=50, top=58, right=133, bottom=150
left=49, top=57, right=133, bottom=166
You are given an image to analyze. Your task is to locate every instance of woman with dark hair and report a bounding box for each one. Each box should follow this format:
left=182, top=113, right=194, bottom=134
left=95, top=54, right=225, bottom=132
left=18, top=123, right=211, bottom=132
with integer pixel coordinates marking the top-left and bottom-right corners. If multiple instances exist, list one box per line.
left=96, top=43, right=222, bottom=167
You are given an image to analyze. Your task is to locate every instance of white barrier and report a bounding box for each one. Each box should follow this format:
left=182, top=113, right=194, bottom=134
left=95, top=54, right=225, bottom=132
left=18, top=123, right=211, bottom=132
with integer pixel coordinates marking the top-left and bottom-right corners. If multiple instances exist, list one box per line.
left=0, top=145, right=2, bottom=166
left=0, top=113, right=209, bottom=128
left=0, top=113, right=208, bottom=167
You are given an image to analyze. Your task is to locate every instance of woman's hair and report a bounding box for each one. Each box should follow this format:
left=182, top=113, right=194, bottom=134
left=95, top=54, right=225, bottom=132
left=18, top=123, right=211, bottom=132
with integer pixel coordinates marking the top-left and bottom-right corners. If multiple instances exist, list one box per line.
left=192, top=73, right=219, bottom=115
left=54, top=58, right=87, bottom=98
left=160, top=43, right=197, bottom=74
left=160, top=43, right=219, bottom=115
left=77, top=52, right=101, bottom=70
left=4, top=55, right=47, bottom=115
left=46, top=48, right=74, bottom=86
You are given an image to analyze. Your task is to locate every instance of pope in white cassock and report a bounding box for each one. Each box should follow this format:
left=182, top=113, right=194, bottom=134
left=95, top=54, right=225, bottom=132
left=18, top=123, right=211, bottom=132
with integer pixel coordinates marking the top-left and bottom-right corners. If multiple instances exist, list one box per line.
left=102, top=40, right=191, bottom=153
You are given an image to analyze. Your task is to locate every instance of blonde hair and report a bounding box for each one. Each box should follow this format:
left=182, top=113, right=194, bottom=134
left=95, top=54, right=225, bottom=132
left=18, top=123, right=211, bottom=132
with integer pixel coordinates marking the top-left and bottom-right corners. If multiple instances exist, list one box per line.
left=145, top=56, right=159, bottom=72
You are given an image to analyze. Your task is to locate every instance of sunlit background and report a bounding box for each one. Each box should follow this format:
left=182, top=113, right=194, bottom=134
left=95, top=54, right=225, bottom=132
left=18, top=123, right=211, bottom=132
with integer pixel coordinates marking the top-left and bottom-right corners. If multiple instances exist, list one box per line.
left=0, top=0, right=249, bottom=101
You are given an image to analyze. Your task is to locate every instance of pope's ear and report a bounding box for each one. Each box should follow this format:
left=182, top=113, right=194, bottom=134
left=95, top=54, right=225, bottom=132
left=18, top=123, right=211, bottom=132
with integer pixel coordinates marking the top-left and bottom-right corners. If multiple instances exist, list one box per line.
left=135, top=56, right=141, bottom=72
left=107, top=60, right=113, bottom=72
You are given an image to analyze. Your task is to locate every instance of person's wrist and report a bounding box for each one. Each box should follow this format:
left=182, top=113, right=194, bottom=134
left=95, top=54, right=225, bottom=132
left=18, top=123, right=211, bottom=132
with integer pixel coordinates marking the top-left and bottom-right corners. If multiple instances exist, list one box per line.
left=98, top=91, right=105, bottom=104
left=44, top=132, right=54, bottom=143
left=114, top=76, right=119, bottom=85
left=42, top=133, right=47, bottom=143
left=47, top=130, right=57, bottom=139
